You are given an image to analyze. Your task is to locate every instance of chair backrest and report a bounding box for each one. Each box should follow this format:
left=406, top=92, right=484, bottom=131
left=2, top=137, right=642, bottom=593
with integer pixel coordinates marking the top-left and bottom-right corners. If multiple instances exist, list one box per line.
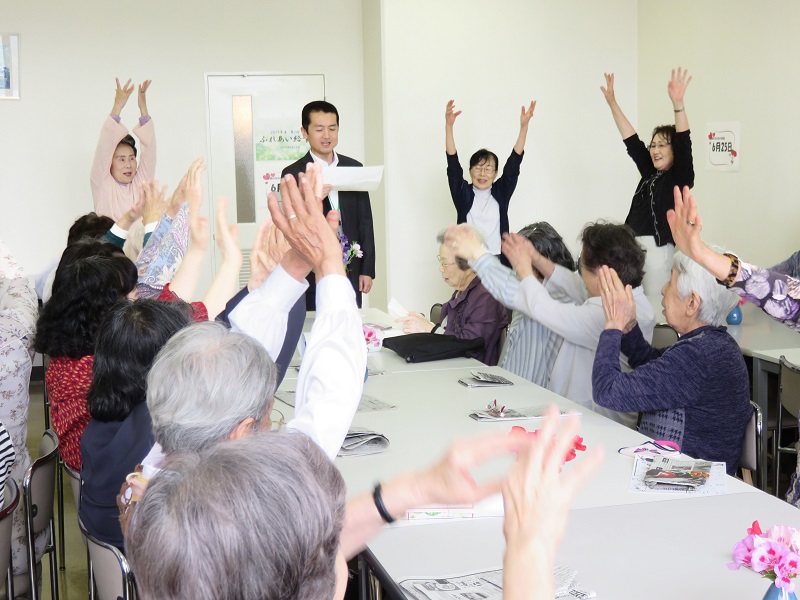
left=63, top=463, right=81, bottom=510
left=23, top=430, right=58, bottom=534
left=651, top=323, right=679, bottom=349
left=0, top=479, right=20, bottom=584
left=779, top=356, right=800, bottom=419
left=740, top=401, right=763, bottom=489
left=79, top=520, right=134, bottom=600
left=429, top=303, right=443, bottom=325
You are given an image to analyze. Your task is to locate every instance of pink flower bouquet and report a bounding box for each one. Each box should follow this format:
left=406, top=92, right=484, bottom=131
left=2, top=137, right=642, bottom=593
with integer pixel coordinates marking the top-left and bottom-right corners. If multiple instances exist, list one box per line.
left=362, top=324, right=383, bottom=353
left=729, top=521, right=800, bottom=592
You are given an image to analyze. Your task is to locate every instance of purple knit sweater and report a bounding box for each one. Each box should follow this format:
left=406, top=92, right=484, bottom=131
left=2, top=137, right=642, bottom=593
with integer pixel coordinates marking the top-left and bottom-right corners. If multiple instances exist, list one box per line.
left=592, top=324, right=751, bottom=475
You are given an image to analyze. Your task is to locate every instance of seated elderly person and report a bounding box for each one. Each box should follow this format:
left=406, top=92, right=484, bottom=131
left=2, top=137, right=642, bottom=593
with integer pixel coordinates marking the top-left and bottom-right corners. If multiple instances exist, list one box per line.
left=0, top=241, right=48, bottom=584
left=668, top=186, right=800, bottom=494
left=591, top=252, right=751, bottom=475
left=397, top=228, right=509, bottom=365
left=80, top=300, right=194, bottom=550
left=127, top=410, right=601, bottom=600
left=120, top=165, right=368, bottom=523
left=447, top=221, right=656, bottom=428
left=443, top=221, right=575, bottom=387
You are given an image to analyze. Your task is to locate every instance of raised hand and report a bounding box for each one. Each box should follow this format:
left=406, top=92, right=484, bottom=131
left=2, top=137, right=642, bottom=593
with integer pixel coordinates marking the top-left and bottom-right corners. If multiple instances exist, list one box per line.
left=502, top=407, right=602, bottom=600
left=598, top=266, right=637, bottom=332
left=418, top=431, right=533, bottom=507
left=520, top=101, right=536, bottom=128
left=445, top=99, right=462, bottom=127
left=267, top=163, right=343, bottom=279
left=667, top=67, right=692, bottom=106
left=600, top=72, right=617, bottom=105
left=140, top=180, right=168, bottom=225
left=113, top=78, right=135, bottom=115
left=444, top=223, right=486, bottom=263
left=138, top=79, right=152, bottom=117
left=119, top=195, right=145, bottom=230
left=666, top=185, right=705, bottom=262
left=215, top=197, right=241, bottom=263
left=186, top=158, right=209, bottom=252
left=502, top=232, right=539, bottom=279
left=167, top=172, right=188, bottom=218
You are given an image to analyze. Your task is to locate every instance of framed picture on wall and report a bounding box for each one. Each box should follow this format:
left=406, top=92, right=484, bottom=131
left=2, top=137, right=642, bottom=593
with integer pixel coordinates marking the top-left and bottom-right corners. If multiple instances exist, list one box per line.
left=0, top=34, right=20, bottom=100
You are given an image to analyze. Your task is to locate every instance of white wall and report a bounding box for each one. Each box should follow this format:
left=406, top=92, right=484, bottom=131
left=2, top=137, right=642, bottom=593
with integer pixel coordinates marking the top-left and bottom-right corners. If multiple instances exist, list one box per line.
left=379, top=0, right=640, bottom=311
left=638, top=0, right=797, bottom=267
left=0, top=0, right=365, bottom=279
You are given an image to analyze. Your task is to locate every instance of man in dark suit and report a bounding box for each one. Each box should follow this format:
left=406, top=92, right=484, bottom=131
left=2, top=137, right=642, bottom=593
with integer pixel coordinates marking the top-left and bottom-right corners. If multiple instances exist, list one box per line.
left=282, top=100, right=376, bottom=309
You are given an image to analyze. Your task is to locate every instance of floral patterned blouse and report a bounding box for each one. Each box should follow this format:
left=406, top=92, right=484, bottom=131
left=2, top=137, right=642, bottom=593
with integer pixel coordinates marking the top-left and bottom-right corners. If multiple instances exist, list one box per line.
left=0, top=240, right=47, bottom=574
left=722, top=258, right=800, bottom=333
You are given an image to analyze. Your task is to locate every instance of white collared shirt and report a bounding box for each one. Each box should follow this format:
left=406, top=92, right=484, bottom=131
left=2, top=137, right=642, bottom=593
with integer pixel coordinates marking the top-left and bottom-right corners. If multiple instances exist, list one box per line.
left=310, top=150, right=340, bottom=212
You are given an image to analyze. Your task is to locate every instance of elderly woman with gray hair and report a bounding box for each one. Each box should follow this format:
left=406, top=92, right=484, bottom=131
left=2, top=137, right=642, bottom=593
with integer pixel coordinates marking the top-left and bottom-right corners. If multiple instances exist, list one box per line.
left=591, top=250, right=752, bottom=475
left=127, top=411, right=602, bottom=600
left=397, top=227, right=508, bottom=365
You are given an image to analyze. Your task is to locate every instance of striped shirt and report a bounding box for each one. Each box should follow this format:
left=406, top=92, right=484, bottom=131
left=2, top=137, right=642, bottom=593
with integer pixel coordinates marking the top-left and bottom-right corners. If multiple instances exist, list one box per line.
left=472, top=254, right=569, bottom=387
left=0, top=422, right=16, bottom=507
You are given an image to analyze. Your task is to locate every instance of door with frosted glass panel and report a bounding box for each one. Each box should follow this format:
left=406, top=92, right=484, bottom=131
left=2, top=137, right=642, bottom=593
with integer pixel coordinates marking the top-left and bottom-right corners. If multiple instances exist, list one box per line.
left=205, top=74, right=325, bottom=285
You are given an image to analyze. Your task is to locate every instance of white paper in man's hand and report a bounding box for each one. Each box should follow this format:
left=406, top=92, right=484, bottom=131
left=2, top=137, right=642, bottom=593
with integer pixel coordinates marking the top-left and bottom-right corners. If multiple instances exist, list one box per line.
left=387, top=298, right=409, bottom=320
left=324, top=166, right=384, bottom=191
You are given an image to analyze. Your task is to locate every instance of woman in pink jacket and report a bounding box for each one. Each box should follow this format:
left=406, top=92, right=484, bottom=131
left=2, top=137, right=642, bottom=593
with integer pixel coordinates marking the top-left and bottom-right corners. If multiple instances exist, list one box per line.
left=90, top=78, right=156, bottom=256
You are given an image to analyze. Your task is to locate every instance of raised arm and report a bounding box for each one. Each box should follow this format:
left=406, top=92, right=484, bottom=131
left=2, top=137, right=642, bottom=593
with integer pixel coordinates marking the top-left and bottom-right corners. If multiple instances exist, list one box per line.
left=201, top=197, right=243, bottom=320
left=513, top=101, right=536, bottom=155
left=167, top=159, right=207, bottom=302
left=502, top=408, right=602, bottom=600
left=340, top=431, right=532, bottom=559
left=502, top=232, right=555, bottom=281
left=666, top=186, right=730, bottom=281
left=112, top=77, right=134, bottom=116
left=270, top=164, right=365, bottom=459
left=444, top=99, right=461, bottom=156
left=137, top=80, right=152, bottom=119
left=600, top=72, right=636, bottom=139
left=668, top=67, right=691, bottom=133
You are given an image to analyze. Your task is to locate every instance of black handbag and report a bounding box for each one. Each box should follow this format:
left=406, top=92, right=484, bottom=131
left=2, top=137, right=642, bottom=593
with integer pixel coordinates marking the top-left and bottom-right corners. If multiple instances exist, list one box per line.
left=382, top=333, right=484, bottom=363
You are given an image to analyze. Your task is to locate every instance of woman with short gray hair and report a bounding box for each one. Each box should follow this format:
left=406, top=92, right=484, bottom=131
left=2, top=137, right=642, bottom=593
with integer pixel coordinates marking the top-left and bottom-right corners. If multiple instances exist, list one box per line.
left=592, top=250, right=752, bottom=475
left=127, top=431, right=347, bottom=600
left=127, top=412, right=602, bottom=600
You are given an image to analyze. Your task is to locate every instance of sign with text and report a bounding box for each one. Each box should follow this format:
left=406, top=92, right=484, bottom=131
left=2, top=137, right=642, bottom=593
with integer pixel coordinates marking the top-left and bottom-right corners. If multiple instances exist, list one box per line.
left=706, top=121, right=740, bottom=172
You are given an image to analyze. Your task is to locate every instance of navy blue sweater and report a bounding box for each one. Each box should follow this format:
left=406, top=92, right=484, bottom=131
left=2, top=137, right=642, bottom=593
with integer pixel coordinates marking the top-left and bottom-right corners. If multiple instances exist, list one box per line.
left=446, top=149, right=523, bottom=236
left=592, top=324, right=751, bottom=475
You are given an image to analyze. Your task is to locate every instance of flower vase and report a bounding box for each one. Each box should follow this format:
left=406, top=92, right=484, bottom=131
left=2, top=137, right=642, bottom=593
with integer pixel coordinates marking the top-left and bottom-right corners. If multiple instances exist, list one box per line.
left=763, top=582, right=798, bottom=600
left=726, top=304, right=743, bottom=325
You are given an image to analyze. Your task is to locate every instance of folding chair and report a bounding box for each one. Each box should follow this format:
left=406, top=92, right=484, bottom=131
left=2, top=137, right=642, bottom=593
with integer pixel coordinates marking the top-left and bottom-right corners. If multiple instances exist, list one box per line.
left=774, top=356, right=800, bottom=497
left=0, top=479, right=20, bottom=599
left=22, top=429, right=59, bottom=600
left=740, top=401, right=764, bottom=490
left=651, top=323, right=679, bottom=349
left=79, top=520, right=135, bottom=600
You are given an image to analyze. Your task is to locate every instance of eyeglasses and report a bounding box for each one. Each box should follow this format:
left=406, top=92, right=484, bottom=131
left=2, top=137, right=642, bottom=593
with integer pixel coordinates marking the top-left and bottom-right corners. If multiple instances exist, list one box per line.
left=648, top=142, right=671, bottom=151
left=269, top=408, right=285, bottom=433
left=470, top=165, right=496, bottom=175
left=437, top=256, right=456, bottom=268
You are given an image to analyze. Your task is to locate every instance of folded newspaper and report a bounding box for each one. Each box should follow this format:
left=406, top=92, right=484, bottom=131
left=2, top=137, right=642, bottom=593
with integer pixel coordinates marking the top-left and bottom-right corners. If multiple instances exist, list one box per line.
left=337, top=427, right=389, bottom=457
left=399, top=565, right=594, bottom=599
left=629, top=455, right=727, bottom=495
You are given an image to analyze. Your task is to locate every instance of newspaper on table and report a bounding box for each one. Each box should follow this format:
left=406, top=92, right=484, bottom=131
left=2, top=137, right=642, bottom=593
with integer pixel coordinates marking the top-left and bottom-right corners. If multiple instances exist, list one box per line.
left=399, top=564, right=595, bottom=599
left=629, top=455, right=727, bottom=495
left=337, top=427, right=389, bottom=457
